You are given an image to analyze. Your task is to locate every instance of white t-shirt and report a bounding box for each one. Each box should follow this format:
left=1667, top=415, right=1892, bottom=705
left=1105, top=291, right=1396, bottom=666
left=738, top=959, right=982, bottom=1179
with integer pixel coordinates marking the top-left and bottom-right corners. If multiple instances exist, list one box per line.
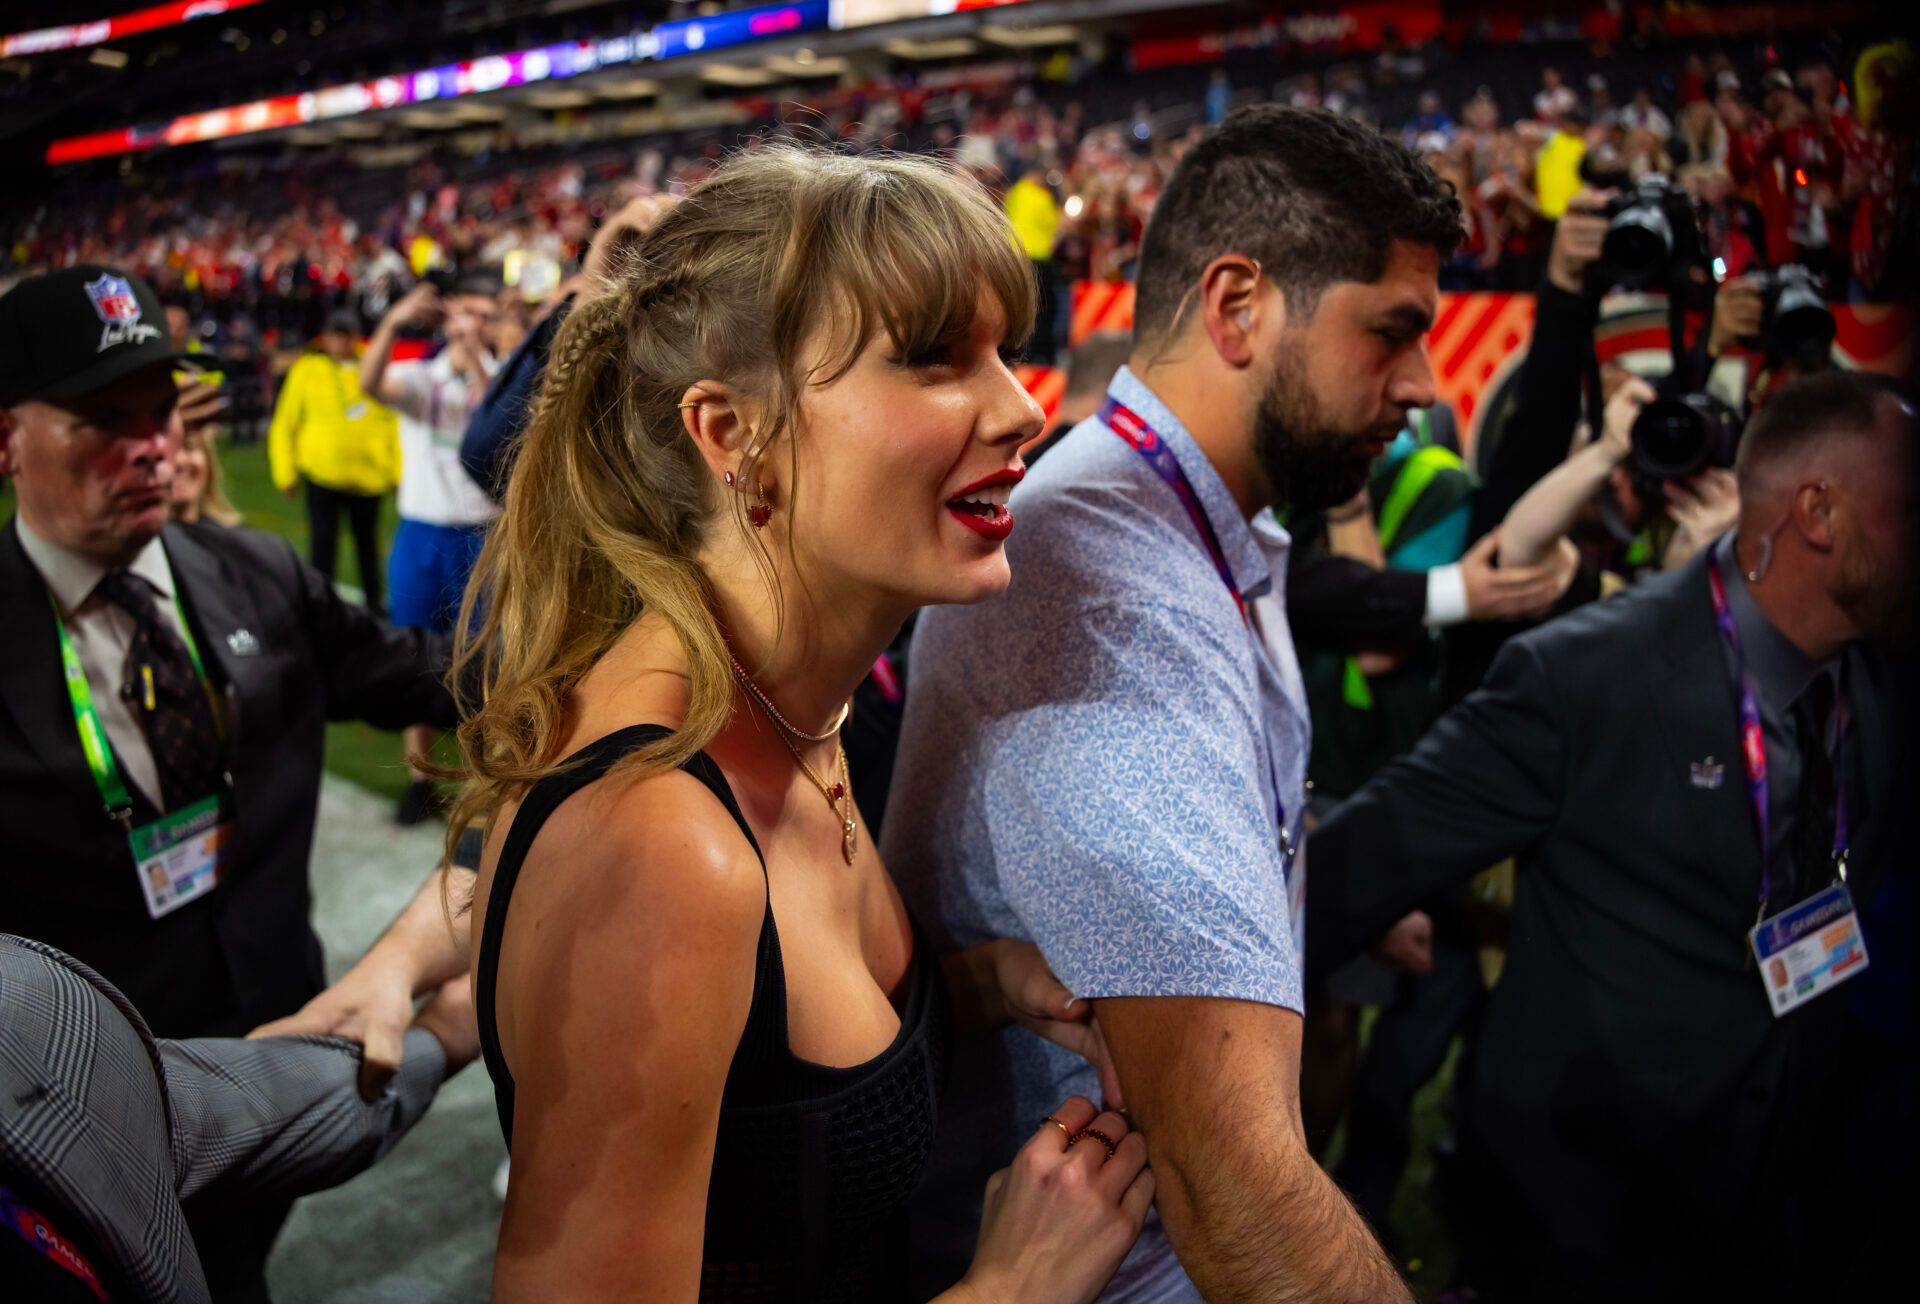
left=387, top=350, right=498, bottom=527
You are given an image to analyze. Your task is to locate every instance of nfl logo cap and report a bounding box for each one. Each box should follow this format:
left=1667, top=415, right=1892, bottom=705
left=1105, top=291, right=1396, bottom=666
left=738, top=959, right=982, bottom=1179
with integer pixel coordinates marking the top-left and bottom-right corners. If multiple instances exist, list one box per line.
left=0, top=264, right=196, bottom=407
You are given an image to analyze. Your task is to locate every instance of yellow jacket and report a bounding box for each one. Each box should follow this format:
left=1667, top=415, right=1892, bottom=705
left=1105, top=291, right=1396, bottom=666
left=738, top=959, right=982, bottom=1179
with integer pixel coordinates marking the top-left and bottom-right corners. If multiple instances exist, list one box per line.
left=267, top=352, right=402, bottom=496
left=1005, top=178, right=1060, bottom=262
left=1534, top=130, right=1588, bottom=221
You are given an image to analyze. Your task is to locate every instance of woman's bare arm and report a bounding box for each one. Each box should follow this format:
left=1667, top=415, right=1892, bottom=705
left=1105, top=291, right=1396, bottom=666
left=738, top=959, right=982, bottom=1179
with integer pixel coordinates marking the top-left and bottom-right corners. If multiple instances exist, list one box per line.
left=490, top=771, right=767, bottom=1303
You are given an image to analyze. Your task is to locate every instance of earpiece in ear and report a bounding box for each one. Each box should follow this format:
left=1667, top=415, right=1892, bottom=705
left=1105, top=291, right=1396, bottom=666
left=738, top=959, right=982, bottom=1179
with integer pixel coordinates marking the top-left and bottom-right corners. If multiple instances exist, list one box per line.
left=1236, top=308, right=1252, bottom=331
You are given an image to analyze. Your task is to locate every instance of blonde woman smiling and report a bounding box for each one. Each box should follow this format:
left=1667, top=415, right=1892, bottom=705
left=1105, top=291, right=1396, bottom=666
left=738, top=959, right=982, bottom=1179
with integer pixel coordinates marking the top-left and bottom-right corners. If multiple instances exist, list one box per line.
left=455, top=146, right=1152, bottom=1303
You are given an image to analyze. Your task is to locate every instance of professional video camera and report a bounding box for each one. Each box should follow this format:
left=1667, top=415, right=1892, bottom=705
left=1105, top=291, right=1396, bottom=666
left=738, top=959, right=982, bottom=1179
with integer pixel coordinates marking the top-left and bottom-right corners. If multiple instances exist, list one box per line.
left=1599, top=176, right=1707, bottom=288
left=1745, top=264, right=1837, bottom=367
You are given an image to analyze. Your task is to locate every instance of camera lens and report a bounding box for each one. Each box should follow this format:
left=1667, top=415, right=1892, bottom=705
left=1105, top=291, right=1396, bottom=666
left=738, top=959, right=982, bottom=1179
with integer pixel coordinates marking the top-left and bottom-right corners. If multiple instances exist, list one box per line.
left=1603, top=204, right=1673, bottom=285
left=1770, top=281, right=1836, bottom=362
left=1631, top=393, right=1743, bottom=484
left=1631, top=398, right=1709, bottom=481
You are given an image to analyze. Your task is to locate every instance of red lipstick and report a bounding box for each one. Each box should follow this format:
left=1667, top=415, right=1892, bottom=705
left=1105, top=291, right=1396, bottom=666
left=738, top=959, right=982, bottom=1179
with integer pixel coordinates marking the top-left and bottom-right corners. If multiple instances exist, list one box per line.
left=944, top=465, right=1024, bottom=544
left=949, top=466, right=1026, bottom=499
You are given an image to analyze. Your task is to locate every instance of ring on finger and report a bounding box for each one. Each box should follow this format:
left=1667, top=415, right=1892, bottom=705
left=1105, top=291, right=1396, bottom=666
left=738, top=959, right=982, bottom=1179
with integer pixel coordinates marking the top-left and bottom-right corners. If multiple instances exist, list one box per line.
left=1042, top=1115, right=1073, bottom=1144
left=1073, top=1126, right=1117, bottom=1161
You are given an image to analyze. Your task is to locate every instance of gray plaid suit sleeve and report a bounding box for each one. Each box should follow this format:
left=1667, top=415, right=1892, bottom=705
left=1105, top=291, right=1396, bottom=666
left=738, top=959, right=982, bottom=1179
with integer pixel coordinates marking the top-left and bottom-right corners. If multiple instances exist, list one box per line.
left=164, top=1029, right=447, bottom=1203
left=2, top=934, right=204, bottom=1301
left=3, top=935, right=447, bottom=1302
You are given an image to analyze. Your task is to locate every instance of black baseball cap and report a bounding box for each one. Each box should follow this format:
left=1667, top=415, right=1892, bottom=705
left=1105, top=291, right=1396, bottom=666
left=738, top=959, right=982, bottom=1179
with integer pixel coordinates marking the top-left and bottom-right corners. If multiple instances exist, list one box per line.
left=0, top=265, right=196, bottom=407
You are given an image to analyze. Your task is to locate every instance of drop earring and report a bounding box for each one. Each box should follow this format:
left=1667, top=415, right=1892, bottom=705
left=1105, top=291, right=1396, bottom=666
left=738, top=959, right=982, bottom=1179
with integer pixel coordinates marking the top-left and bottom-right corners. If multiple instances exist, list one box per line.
left=722, top=465, right=770, bottom=527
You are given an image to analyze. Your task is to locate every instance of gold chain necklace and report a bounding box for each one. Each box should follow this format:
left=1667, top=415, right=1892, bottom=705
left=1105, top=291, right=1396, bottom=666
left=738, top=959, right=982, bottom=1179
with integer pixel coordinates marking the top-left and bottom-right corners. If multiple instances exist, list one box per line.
left=728, top=651, right=849, bottom=742
left=730, top=662, right=858, bottom=864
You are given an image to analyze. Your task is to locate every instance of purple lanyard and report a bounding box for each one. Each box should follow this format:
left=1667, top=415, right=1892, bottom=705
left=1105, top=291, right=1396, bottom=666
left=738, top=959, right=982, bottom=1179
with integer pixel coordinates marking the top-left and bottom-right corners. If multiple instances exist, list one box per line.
left=1706, top=554, right=1850, bottom=910
left=1101, top=397, right=1246, bottom=620
left=1102, top=395, right=1302, bottom=870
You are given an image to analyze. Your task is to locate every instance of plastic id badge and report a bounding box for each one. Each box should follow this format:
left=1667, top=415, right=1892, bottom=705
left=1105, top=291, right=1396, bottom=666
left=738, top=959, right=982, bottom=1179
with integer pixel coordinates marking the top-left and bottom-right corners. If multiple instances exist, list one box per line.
left=128, top=795, right=231, bottom=920
left=1749, top=882, right=1870, bottom=1017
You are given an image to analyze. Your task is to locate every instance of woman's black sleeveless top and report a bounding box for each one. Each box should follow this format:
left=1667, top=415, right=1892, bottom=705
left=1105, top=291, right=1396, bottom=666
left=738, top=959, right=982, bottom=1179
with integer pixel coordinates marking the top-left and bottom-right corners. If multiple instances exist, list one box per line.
left=474, top=724, right=950, bottom=1302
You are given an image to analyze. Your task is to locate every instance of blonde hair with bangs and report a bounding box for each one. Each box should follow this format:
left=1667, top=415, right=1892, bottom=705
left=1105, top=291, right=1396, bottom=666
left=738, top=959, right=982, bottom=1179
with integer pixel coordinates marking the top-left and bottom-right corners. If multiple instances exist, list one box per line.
left=444, top=144, right=1035, bottom=859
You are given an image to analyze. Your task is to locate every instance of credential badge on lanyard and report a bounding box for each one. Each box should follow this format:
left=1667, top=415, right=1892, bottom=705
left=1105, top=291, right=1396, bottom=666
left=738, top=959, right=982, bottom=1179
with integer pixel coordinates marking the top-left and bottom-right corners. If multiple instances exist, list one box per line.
left=49, top=590, right=234, bottom=920
left=1707, top=556, right=1868, bottom=1017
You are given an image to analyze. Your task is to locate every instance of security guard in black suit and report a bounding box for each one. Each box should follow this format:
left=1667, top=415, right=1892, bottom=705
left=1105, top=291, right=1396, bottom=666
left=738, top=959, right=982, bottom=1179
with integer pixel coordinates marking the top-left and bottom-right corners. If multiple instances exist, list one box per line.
left=1308, top=372, right=1917, bottom=1301
left=0, top=265, right=457, bottom=1299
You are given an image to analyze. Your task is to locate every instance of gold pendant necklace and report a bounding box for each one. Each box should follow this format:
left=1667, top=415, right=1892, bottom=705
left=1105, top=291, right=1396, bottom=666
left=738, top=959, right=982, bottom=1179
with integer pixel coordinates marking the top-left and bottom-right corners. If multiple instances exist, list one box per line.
left=773, top=728, right=858, bottom=865
left=732, top=663, right=858, bottom=864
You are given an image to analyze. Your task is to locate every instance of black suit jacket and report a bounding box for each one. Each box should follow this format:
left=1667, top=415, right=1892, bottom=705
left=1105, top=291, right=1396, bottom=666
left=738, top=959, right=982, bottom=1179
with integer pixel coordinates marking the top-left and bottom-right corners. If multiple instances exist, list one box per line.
left=0, top=518, right=456, bottom=1038
left=1308, top=549, right=1913, bottom=1295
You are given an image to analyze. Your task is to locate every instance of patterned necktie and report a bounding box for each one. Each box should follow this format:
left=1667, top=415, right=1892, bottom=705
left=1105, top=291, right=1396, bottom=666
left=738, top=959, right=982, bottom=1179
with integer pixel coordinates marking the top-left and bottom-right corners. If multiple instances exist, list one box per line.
left=93, top=571, right=224, bottom=812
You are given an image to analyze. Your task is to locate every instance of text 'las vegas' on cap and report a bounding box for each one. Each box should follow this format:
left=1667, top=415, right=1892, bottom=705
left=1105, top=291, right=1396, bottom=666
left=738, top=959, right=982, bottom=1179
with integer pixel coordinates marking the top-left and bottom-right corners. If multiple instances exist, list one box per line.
left=0, top=265, right=197, bottom=407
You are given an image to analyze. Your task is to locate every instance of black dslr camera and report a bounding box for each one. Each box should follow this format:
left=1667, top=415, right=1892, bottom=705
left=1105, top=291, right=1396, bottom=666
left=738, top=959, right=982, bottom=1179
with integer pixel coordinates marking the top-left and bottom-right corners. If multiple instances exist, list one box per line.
left=1599, top=176, right=1706, bottom=288
left=1579, top=174, right=1748, bottom=492
left=1745, top=264, right=1836, bottom=368
left=1628, top=391, right=1743, bottom=488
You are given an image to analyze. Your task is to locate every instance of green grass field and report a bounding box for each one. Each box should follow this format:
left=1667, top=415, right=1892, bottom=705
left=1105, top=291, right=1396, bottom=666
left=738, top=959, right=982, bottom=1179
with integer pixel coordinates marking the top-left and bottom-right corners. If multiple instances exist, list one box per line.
left=217, top=437, right=463, bottom=800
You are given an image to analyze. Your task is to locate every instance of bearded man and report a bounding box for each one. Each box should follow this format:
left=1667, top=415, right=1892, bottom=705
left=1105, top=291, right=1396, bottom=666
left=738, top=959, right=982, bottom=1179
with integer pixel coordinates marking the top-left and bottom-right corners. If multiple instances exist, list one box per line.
left=883, top=106, right=1461, bottom=1302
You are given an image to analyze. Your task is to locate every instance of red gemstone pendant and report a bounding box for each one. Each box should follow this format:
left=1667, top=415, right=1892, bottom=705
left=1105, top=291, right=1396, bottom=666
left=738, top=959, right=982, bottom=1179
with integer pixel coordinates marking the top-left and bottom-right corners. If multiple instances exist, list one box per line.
left=831, top=782, right=846, bottom=800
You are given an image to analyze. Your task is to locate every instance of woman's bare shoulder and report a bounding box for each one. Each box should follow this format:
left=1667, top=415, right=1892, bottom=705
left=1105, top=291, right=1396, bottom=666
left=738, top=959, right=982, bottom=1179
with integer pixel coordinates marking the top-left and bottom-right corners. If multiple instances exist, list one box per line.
left=501, top=760, right=767, bottom=958
left=487, top=761, right=768, bottom=1075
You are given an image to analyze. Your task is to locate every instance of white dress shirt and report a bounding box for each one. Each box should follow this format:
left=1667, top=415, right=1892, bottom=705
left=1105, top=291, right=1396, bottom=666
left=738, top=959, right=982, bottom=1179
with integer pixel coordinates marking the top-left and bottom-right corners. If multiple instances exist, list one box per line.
left=16, top=516, right=189, bottom=812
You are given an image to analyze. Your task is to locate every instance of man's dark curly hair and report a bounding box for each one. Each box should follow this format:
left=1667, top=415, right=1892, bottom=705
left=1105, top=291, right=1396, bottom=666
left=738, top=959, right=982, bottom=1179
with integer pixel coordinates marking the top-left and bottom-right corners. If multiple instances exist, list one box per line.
left=1133, top=105, right=1462, bottom=346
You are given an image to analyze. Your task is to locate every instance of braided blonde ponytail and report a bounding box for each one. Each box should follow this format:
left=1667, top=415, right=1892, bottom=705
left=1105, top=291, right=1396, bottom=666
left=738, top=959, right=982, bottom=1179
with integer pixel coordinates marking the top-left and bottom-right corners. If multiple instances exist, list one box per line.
left=444, top=143, right=1036, bottom=862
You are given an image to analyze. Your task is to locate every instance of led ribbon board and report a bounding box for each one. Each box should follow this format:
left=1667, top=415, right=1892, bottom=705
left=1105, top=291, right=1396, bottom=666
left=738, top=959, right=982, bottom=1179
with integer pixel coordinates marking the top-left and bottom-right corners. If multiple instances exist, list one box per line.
left=46, top=2, right=830, bottom=164
left=4, top=0, right=270, bottom=59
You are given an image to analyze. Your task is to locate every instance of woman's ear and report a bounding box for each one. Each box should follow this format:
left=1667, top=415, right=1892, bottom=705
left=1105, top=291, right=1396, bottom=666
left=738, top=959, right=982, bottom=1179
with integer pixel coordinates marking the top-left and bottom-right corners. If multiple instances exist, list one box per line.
left=679, top=382, right=760, bottom=488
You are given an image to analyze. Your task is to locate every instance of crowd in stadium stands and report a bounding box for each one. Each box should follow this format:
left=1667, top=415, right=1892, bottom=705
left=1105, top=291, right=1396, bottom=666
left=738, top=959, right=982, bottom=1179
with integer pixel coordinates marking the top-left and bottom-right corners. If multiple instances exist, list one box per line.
left=3, top=31, right=1908, bottom=365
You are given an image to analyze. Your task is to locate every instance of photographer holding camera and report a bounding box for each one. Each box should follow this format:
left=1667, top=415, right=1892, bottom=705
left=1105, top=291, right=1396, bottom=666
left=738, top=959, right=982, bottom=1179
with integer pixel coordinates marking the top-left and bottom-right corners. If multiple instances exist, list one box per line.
left=1446, top=193, right=1618, bottom=699
left=1307, top=369, right=1916, bottom=1300
left=1580, top=173, right=1838, bottom=577
left=1458, top=171, right=1841, bottom=693
left=1497, top=373, right=1741, bottom=579
left=1469, top=191, right=1613, bottom=550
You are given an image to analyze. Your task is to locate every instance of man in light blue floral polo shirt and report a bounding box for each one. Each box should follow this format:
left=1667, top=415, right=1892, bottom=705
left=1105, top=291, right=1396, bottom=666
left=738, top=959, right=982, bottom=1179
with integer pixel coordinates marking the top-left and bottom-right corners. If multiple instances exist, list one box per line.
left=885, top=106, right=1461, bottom=1302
